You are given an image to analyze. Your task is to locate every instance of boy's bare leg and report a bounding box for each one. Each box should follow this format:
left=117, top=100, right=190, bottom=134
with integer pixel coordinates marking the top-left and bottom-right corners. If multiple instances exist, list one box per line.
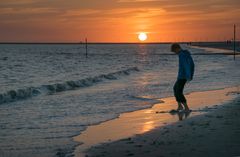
left=182, top=102, right=190, bottom=111
left=177, top=102, right=184, bottom=111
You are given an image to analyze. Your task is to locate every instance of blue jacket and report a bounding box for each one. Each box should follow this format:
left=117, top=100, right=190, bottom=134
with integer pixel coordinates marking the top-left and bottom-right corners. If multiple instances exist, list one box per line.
left=178, top=50, right=195, bottom=81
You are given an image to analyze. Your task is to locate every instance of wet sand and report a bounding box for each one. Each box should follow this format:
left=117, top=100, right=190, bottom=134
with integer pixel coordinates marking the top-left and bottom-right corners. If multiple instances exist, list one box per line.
left=87, top=95, right=240, bottom=157
left=73, top=86, right=240, bottom=157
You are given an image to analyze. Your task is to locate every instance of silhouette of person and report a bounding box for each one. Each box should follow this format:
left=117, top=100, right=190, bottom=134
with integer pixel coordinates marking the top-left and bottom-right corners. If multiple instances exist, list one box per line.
left=171, top=43, right=195, bottom=112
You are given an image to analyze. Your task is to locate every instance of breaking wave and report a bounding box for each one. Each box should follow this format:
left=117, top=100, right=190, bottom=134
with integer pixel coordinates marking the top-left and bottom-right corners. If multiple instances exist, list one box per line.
left=0, top=67, right=139, bottom=105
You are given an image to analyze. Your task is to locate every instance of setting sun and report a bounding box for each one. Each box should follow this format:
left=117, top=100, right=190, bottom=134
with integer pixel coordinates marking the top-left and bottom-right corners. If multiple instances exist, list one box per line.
left=138, top=33, right=148, bottom=42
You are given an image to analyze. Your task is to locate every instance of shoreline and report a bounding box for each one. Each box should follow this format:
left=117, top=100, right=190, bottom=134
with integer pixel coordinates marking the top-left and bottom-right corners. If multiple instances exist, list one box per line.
left=73, top=86, right=240, bottom=157
left=191, top=42, right=240, bottom=53
left=190, top=45, right=240, bottom=56
left=87, top=94, right=240, bottom=157
left=190, top=45, right=240, bottom=55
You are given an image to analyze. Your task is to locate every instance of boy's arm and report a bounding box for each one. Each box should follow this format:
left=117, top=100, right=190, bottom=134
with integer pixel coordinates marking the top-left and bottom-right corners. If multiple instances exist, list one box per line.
left=178, top=54, right=185, bottom=79
left=182, top=55, right=192, bottom=81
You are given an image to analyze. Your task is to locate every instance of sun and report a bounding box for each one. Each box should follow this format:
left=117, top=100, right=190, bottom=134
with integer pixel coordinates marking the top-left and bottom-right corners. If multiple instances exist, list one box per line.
left=138, top=32, right=148, bottom=42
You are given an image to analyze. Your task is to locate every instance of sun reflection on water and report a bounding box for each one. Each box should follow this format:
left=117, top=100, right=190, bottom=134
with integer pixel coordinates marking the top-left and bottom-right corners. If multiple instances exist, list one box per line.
left=142, top=120, right=155, bottom=132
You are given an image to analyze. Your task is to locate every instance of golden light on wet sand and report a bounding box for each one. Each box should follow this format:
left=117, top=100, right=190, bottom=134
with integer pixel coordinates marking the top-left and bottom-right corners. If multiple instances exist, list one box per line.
left=138, top=32, right=148, bottom=42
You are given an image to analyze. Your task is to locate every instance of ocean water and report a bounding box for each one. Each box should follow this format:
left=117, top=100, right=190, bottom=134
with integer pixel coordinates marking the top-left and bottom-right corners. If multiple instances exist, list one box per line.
left=0, top=44, right=239, bottom=157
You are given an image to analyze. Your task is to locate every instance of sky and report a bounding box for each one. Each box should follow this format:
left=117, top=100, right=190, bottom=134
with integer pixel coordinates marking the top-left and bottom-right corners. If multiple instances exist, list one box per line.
left=0, top=0, right=240, bottom=42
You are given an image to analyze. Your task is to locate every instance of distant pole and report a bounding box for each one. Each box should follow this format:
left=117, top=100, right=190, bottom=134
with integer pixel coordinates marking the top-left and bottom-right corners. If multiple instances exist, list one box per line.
left=85, top=38, right=88, bottom=58
left=233, top=24, right=236, bottom=60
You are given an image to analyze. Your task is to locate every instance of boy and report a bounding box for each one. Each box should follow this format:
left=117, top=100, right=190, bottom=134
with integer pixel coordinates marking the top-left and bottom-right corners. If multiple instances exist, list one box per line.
left=171, top=43, right=195, bottom=112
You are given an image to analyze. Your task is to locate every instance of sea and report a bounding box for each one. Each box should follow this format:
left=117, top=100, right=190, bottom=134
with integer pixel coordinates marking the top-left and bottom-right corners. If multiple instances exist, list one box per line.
left=0, top=43, right=239, bottom=157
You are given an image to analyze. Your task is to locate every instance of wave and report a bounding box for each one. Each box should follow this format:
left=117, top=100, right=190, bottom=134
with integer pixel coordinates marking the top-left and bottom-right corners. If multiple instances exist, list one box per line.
left=0, top=67, right=139, bottom=105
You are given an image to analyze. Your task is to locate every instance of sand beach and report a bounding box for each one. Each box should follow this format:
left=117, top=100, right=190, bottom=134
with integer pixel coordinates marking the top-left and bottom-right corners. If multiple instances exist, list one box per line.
left=75, top=86, right=240, bottom=157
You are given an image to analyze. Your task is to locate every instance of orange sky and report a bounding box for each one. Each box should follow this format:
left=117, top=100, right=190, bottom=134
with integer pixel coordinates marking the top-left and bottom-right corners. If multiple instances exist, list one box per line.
left=0, top=0, right=240, bottom=42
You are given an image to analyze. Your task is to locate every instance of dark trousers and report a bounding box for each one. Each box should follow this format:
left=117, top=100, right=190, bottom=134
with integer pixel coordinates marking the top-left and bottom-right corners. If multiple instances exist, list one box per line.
left=173, top=79, right=187, bottom=103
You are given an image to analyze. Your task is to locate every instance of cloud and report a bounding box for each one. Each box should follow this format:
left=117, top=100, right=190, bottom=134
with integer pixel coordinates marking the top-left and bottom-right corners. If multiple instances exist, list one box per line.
left=0, top=7, right=59, bottom=14
left=102, top=8, right=166, bottom=18
left=118, top=0, right=163, bottom=2
left=61, top=9, right=101, bottom=17
left=58, top=7, right=166, bottom=21
left=0, top=0, right=43, bottom=9
left=0, top=0, right=36, bottom=5
left=0, top=0, right=239, bottom=42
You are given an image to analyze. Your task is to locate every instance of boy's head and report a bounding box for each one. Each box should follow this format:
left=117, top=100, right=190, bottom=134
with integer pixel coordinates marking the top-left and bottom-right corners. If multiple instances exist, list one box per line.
left=171, top=43, right=182, bottom=54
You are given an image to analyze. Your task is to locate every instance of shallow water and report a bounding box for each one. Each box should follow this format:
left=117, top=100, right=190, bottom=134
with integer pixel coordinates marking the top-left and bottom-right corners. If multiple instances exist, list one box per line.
left=0, top=44, right=239, bottom=157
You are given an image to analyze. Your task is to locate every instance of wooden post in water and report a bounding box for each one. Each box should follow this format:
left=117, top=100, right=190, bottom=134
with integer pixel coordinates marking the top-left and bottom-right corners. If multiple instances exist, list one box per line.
left=85, top=38, right=88, bottom=58
left=233, top=24, right=236, bottom=60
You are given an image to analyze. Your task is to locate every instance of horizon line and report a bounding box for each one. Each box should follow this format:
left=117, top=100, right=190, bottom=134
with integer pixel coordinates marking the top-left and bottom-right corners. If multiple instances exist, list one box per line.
left=0, top=41, right=238, bottom=44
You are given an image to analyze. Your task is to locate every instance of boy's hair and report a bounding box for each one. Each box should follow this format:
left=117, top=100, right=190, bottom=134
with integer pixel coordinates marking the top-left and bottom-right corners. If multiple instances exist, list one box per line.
left=171, top=43, right=181, bottom=52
